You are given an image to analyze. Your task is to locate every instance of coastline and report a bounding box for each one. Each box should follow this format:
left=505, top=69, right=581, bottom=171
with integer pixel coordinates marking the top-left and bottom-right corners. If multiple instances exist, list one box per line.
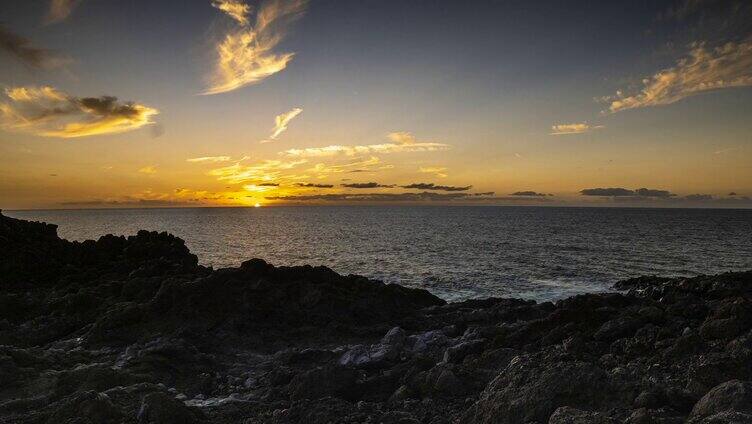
left=1, top=211, right=751, bottom=423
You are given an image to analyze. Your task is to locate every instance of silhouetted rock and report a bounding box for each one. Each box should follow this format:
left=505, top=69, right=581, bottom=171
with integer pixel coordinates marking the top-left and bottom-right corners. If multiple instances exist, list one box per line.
left=1, top=210, right=751, bottom=423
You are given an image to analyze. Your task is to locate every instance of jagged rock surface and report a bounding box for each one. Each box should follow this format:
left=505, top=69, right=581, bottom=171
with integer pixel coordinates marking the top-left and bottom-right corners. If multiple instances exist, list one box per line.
left=1, top=211, right=751, bottom=423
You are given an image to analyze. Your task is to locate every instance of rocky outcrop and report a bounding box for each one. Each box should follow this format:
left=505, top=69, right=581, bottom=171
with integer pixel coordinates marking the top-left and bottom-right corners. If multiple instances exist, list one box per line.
left=1, top=210, right=751, bottom=423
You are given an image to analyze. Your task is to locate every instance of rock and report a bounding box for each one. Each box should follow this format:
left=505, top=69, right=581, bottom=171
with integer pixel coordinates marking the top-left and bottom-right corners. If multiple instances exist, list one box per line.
left=137, top=391, right=204, bottom=423
left=443, top=339, right=486, bottom=363
left=47, top=391, right=124, bottom=423
left=462, top=356, right=632, bottom=424
left=548, top=406, right=615, bottom=423
left=689, top=380, right=752, bottom=422
left=289, top=365, right=361, bottom=401
left=633, top=390, right=665, bottom=409
left=2, top=211, right=752, bottom=424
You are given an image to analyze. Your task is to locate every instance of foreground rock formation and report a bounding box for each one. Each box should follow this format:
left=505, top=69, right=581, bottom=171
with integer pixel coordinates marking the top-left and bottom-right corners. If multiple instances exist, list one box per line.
left=1, top=211, right=751, bottom=423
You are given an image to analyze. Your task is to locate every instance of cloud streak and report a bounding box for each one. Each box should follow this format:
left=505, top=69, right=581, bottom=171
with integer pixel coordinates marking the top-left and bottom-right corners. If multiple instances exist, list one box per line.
left=295, top=182, right=333, bottom=188
left=204, top=0, right=307, bottom=95
left=341, top=182, right=394, bottom=189
left=187, top=156, right=233, bottom=163
left=0, top=86, right=159, bottom=138
left=419, top=166, right=448, bottom=178
left=604, top=40, right=752, bottom=113
left=266, top=192, right=474, bottom=202
left=0, top=25, right=70, bottom=69
left=401, top=183, right=471, bottom=192
left=281, top=132, right=450, bottom=158
left=510, top=191, right=552, bottom=196
left=207, top=158, right=307, bottom=184
left=262, top=107, right=302, bottom=142
left=580, top=187, right=676, bottom=197
left=549, top=123, right=604, bottom=135
left=211, top=0, right=251, bottom=25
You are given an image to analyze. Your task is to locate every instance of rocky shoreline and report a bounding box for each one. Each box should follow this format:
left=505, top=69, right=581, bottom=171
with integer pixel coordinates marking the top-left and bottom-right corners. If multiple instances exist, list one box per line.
left=1, top=211, right=751, bottom=423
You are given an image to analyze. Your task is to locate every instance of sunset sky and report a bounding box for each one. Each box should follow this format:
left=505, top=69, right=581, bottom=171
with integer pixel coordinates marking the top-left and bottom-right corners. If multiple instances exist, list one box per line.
left=1, top=0, right=751, bottom=209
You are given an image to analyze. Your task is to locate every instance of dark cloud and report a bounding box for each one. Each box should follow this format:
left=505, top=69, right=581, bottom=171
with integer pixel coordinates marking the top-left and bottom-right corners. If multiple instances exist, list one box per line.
left=467, top=193, right=553, bottom=204
left=728, top=192, right=739, bottom=196
left=0, top=25, right=69, bottom=69
left=294, top=182, right=334, bottom=188
left=635, top=188, right=675, bottom=198
left=258, top=182, right=279, bottom=187
left=1, top=86, right=158, bottom=138
left=659, top=0, right=752, bottom=40
left=401, top=183, right=472, bottom=192
left=580, top=188, right=636, bottom=196
left=77, top=96, right=143, bottom=118
left=341, top=182, right=394, bottom=189
left=265, top=191, right=559, bottom=203
left=266, top=192, right=473, bottom=202
left=510, top=191, right=552, bottom=197
left=581, top=187, right=677, bottom=198
left=685, top=194, right=713, bottom=201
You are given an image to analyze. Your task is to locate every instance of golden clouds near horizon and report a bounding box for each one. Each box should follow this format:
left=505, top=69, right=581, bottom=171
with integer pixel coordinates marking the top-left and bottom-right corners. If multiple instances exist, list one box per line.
left=0, top=86, right=158, bottom=138
left=281, top=132, right=450, bottom=158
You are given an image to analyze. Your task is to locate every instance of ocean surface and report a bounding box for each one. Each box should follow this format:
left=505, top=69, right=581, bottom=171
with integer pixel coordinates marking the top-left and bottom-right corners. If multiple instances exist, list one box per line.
left=7, top=206, right=752, bottom=302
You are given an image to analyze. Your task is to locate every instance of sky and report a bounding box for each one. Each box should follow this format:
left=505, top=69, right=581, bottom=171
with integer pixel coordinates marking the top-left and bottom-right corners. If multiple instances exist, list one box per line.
left=0, top=0, right=751, bottom=209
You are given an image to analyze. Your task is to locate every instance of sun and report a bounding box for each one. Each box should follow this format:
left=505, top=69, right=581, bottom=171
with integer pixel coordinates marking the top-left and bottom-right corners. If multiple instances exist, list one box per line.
left=254, top=202, right=262, bottom=208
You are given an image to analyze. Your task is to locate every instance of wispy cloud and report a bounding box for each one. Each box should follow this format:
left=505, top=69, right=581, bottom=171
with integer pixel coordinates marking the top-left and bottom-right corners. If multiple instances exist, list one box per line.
left=510, top=191, right=552, bottom=196
left=45, top=0, right=82, bottom=24
left=341, top=182, right=395, bottom=189
left=604, top=40, right=752, bottom=113
left=419, top=166, right=448, bottom=178
left=0, top=25, right=71, bottom=68
left=281, top=132, right=450, bottom=158
left=204, top=0, right=307, bottom=95
left=266, top=192, right=475, bottom=203
left=549, top=122, right=604, bottom=135
left=207, top=158, right=307, bottom=184
left=0, top=86, right=158, bottom=138
left=713, top=147, right=739, bottom=155
left=580, top=187, right=675, bottom=197
left=186, top=156, right=233, bottom=163
left=401, top=183, right=472, bottom=192
left=211, top=0, right=251, bottom=25
left=261, top=107, right=302, bottom=142
left=295, top=182, right=333, bottom=188
left=138, top=166, right=157, bottom=174
left=309, top=156, right=392, bottom=175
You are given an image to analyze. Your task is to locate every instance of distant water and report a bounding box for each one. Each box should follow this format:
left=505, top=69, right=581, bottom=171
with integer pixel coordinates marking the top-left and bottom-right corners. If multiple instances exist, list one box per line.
left=7, top=206, right=752, bottom=302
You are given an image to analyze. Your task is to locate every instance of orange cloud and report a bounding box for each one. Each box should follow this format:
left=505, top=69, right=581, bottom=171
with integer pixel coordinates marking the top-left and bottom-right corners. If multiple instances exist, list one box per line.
left=549, top=123, right=604, bottom=135
left=604, top=41, right=752, bottom=113
left=261, top=107, right=302, bottom=142
left=203, top=0, right=307, bottom=95
left=0, top=86, right=158, bottom=138
left=211, top=0, right=251, bottom=25
left=281, top=132, right=450, bottom=158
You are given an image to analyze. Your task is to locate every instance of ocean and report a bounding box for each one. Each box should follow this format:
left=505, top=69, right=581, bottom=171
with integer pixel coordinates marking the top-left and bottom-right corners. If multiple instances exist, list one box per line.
left=6, top=206, right=752, bottom=302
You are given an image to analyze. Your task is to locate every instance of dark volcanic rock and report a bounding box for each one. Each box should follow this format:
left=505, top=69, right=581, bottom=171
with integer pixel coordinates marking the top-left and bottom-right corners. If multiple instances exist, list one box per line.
left=1, top=210, right=751, bottom=423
